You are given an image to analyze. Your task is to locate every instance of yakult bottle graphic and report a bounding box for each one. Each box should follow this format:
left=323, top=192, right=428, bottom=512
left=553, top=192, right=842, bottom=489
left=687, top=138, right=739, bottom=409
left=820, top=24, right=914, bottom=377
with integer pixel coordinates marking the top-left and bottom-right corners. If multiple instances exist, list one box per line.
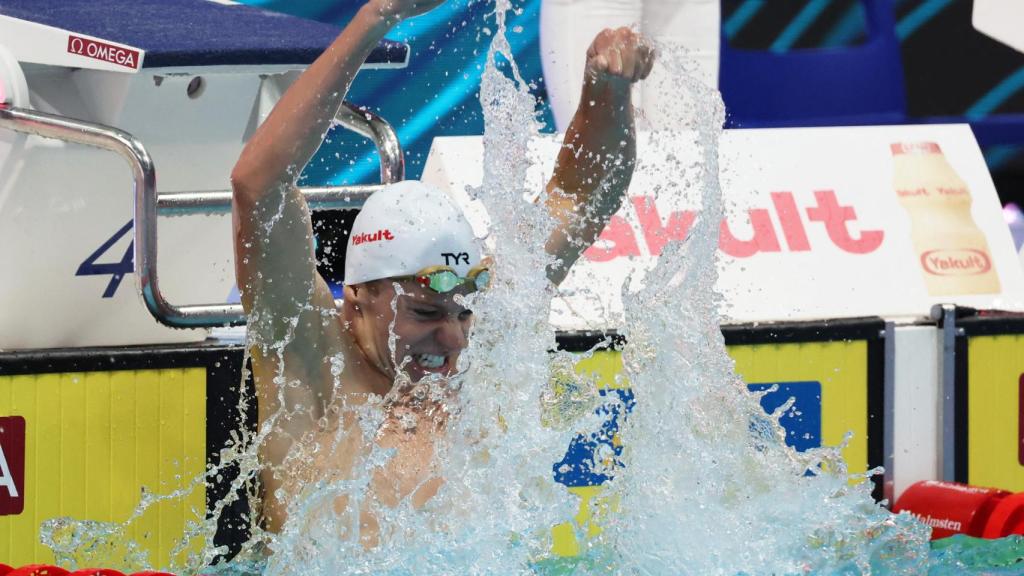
left=892, top=142, right=1000, bottom=296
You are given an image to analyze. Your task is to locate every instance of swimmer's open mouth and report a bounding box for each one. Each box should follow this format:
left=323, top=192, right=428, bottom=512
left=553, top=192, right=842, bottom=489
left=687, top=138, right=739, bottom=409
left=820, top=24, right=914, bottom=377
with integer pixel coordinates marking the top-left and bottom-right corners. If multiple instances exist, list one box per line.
left=413, top=353, right=447, bottom=371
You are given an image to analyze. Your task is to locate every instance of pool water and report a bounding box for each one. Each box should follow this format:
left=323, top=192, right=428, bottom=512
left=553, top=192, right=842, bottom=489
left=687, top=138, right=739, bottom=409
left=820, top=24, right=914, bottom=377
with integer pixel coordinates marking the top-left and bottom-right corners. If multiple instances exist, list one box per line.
left=528, top=536, right=1024, bottom=575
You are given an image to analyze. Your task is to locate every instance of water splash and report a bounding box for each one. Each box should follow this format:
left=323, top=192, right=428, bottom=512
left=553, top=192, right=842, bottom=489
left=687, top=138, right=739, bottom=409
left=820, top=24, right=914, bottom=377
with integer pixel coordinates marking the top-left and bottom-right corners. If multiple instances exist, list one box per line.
left=263, top=1, right=577, bottom=572
left=574, top=42, right=935, bottom=574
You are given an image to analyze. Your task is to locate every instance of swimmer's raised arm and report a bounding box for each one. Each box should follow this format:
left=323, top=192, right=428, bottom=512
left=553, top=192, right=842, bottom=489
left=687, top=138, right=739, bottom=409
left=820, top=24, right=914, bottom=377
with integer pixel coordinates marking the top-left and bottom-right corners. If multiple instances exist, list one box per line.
left=544, top=28, right=654, bottom=286
left=230, top=1, right=445, bottom=533
left=230, top=0, right=445, bottom=346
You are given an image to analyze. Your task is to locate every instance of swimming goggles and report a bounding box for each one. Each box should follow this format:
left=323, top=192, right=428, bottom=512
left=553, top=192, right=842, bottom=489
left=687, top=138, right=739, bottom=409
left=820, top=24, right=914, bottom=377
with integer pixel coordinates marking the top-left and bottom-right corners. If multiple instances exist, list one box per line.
left=401, top=261, right=492, bottom=294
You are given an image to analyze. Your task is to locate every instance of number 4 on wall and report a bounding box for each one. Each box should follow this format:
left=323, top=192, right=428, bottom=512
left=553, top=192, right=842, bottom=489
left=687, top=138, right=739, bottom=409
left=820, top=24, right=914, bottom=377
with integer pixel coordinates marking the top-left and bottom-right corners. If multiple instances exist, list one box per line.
left=76, top=220, right=134, bottom=298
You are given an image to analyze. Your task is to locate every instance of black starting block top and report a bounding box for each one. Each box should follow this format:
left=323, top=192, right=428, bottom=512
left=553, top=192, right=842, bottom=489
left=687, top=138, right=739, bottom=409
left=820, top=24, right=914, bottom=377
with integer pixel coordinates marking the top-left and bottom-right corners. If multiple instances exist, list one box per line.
left=0, top=0, right=408, bottom=69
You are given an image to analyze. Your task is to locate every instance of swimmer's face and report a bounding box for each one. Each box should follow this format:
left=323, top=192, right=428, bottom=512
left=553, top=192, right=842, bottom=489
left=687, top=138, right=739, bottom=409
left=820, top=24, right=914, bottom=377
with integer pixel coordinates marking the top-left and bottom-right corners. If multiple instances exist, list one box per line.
left=347, top=279, right=474, bottom=384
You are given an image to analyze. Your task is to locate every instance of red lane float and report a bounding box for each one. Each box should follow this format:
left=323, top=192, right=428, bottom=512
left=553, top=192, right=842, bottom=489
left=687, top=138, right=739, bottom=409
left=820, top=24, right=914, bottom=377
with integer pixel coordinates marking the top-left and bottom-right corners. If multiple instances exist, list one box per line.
left=7, top=567, right=69, bottom=576
left=894, top=480, right=1024, bottom=539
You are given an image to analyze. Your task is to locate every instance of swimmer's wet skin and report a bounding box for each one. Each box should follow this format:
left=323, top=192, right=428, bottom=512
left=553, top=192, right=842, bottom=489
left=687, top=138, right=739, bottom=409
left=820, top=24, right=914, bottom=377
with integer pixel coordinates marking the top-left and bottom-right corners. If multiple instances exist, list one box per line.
left=230, top=0, right=654, bottom=539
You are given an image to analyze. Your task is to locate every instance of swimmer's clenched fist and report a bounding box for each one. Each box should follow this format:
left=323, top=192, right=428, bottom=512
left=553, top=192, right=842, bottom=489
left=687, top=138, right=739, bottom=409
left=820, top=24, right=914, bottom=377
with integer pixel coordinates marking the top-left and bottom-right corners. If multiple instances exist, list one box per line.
left=586, top=27, right=656, bottom=86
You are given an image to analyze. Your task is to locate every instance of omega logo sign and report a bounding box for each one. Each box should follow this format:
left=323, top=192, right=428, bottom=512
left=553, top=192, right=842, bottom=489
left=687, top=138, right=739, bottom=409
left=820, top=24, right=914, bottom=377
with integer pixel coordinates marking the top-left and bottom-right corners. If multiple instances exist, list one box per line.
left=67, top=35, right=141, bottom=70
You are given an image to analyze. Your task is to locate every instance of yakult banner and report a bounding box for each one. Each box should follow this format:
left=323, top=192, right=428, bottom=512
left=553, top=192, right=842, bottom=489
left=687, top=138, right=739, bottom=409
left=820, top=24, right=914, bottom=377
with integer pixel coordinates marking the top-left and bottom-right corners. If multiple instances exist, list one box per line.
left=422, top=125, right=1024, bottom=328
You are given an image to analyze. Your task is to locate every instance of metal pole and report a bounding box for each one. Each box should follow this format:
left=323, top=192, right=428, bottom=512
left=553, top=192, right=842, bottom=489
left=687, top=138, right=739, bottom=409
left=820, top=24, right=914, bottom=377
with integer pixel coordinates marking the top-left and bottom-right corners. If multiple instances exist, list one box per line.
left=882, top=321, right=896, bottom=505
left=157, top=186, right=383, bottom=215
left=338, top=102, right=404, bottom=184
left=931, top=304, right=958, bottom=481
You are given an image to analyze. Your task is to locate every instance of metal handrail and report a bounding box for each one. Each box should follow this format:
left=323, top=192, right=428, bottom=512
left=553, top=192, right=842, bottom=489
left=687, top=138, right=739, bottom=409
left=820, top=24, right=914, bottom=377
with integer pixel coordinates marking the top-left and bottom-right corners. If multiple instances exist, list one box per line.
left=0, top=101, right=404, bottom=328
left=157, top=185, right=386, bottom=215
left=336, top=102, right=404, bottom=184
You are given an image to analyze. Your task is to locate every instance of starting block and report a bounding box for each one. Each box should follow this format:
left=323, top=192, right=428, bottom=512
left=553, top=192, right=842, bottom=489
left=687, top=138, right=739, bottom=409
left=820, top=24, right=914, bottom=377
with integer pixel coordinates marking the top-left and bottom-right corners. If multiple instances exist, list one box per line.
left=0, top=0, right=407, bottom=349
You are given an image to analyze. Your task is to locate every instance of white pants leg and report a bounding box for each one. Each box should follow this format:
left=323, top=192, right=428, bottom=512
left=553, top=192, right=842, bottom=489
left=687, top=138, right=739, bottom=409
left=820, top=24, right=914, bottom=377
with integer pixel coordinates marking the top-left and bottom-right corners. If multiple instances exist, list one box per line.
left=640, top=0, right=720, bottom=128
left=540, top=0, right=641, bottom=132
left=539, top=0, right=720, bottom=131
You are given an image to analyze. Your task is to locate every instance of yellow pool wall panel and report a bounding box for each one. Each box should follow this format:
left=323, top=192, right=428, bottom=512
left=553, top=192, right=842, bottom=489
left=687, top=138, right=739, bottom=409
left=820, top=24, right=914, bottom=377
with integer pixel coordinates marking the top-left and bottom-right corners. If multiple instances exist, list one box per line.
left=0, top=368, right=207, bottom=569
left=966, top=334, right=1024, bottom=492
left=550, top=339, right=872, bottom=557
left=731, top=340, right=871, bottom=478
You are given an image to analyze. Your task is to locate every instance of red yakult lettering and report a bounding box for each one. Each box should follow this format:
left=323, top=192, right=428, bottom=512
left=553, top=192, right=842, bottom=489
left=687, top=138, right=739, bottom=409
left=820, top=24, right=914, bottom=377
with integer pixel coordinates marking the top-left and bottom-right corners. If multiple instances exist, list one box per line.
left=352, top=229, right=395, bottom=246
left=921, top=249, right=992, bottom=276
left=805, top=190, right=884, bottom=255
left=719, top=208, right=780, bottom=258
left=584, top=215, right=642, bottom=262
left=630, top=196, right=695, bottom=256
left=891, top=142, right=942, bottom=155
left=897, top=188, right=929, bottom=197
left=582, top=189, right=884, bottom=262
left=771, top=192, right=810, bottom=251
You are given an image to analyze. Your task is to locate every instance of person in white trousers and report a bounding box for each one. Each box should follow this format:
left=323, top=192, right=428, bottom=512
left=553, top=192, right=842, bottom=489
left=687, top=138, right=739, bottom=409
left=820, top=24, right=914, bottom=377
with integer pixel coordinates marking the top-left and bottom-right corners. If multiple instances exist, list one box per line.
left=540, top=0, right=720, bottom=130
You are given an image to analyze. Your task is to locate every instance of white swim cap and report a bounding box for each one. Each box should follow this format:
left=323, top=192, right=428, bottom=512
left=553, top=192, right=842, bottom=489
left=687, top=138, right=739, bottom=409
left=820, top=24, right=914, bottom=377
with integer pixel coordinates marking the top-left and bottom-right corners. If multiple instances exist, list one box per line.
left=344, top=180, right=482, bottom=285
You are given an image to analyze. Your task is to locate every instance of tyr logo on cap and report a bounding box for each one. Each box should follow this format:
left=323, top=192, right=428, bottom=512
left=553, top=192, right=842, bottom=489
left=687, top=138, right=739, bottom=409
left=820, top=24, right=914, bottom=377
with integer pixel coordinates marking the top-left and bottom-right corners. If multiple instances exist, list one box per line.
left=0, top=416, right=25, bottom=516
left=442, top=252, right=470, bottom=266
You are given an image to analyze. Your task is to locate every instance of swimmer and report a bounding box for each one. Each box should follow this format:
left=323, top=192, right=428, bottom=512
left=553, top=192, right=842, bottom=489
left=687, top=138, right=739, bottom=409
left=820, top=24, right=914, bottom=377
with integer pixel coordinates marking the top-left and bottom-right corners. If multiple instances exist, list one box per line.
left=230, top=0, right=655, bottom=539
